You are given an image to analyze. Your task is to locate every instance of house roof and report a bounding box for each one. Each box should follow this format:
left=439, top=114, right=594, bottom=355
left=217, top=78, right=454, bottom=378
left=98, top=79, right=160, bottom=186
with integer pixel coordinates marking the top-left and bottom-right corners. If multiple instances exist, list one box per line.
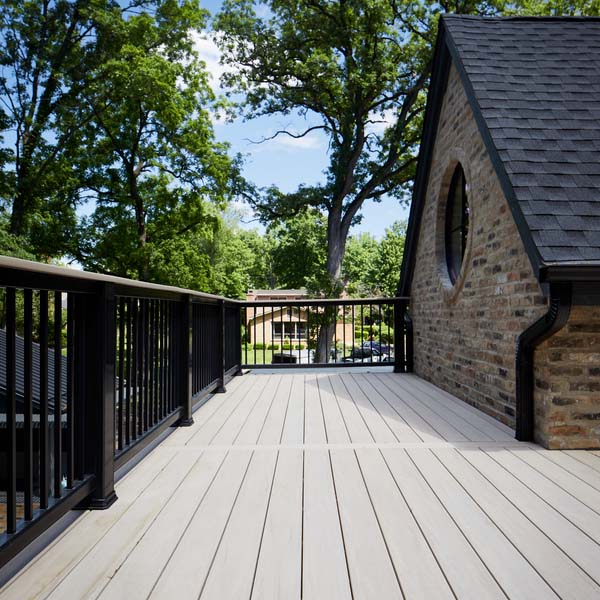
left=400, top=15, right=600, bottom=295
left=0, top=328, right=67, bottom=412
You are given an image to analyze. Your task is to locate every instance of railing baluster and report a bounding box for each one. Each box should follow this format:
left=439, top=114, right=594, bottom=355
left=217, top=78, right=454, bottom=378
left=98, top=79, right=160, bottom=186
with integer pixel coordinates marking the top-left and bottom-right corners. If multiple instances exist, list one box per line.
left=125, top=299, right=132, bottom=447
left=142, top=299, right=149, bottom=433
left=66, top=294, right=75, bottom=488
left=132, top=299, right=139, bottom=441
left=54, top=291, right=63, bottom=498
left=5, top=288, right=17, bottom=533
left=118, top=297, right=125, bottom=452
left=24, top=289, right=34, bottom=520
left=39, top=290, right=49, bottom=510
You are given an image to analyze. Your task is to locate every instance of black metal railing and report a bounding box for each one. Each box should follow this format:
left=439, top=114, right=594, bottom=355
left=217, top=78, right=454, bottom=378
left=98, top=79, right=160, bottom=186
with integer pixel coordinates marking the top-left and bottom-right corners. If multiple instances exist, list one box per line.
left=0, top=258, right=242, bottom=567
left=0, top=256, right=413, bottom=568
left=240, top=297, right=412, bottom=371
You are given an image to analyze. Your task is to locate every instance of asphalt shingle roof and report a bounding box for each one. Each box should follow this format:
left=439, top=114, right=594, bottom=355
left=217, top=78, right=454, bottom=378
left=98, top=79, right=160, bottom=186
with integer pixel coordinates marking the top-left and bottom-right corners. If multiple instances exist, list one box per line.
left=444, top=15, right=600, bottom=264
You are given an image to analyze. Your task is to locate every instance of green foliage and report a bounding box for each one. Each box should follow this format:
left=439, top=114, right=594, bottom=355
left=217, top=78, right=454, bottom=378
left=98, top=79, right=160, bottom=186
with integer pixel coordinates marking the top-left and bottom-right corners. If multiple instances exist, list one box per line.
left=76, top=2, right=244, bottom=283
left=267, top=343, right=279, bottom=350
left=267, top=209, right=327, bottom=290
left=343, top=233, right=380, bottom=297
left=370, top=221, right=407, bottom=297
left=214, top=0, right=461, bottom=295
left=254, top=343, right=266, bottom=350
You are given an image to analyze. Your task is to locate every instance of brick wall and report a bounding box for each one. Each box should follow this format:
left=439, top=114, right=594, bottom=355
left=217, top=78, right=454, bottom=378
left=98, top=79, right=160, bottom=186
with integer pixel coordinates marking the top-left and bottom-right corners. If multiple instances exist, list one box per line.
left=534, top=305, right=600, bottom=448
left=409, top=64, right=548, bottom=428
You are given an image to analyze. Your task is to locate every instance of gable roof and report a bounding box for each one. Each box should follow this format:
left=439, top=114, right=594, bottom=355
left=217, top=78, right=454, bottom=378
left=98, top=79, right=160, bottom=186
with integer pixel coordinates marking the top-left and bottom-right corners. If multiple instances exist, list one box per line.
left=400, top=15, right=600, bottom=295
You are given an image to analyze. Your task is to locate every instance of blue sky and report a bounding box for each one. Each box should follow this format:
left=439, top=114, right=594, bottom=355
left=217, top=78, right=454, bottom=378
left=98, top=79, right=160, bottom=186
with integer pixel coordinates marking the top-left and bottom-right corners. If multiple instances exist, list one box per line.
left=198, top=0, right=410, bottom=238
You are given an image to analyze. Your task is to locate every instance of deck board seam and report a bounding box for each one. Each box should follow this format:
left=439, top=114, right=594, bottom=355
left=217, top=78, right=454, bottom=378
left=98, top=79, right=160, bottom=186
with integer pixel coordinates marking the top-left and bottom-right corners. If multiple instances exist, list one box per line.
left=395, top=375, right=503, bottom=441
left=532, top=449, right=600, bottom=494
left=142, top=449, right=230, bottom=599
left=328, top=375, right=354, bottom=443
left=248, top=450, right=281, bottom=600
left=327, top=449, right=354, bottom=600
left=337, top=374, right=377, bottom=443
left=182, top=375, right=261, bottom=445
left=42, top=449, right=183, bottom=600
left=485, top=449, right=600, bottom=543
left=377, top=373, right=475, bottom=442
left=184, top=375, right=263, bottom=446
left=508, top=448, right=600, bottom=515
left=350, top=373, right=411, bottom=442
left=458, top=449, right=600, bottom=589
left=404, top=449, right=510, bottom=599
left=210, top=375, right=272, bottom=446
left=94, top=450, right=212, bottom=599
left=195, top=451, right=256, bottom=600
left=376, top=448, right=459, bottom=599
left=431, top=448, right=562, bottom=598
left=368, top=372, right=455, bottom=442
left=371, top=373, right=454, bottom=441
left=353, top=449, right=406, bottom=599
left=240, top=374, right=282, bottom=445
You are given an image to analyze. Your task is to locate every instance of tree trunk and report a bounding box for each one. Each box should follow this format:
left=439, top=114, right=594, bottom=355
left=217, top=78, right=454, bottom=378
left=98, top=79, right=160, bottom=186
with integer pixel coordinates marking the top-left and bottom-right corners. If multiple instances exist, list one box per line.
left=314, top=211, right=345, bottom=363
left=128, top=168, right=149, bottom=281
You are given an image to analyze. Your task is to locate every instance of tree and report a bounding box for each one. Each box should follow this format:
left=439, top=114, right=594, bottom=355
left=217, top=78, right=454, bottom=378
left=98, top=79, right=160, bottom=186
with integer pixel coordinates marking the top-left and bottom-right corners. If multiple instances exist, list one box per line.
left=215, top=0, right=500, bottom=294
left=267, top=209, right=327, bottom=290
left=0, top=0, right=170, bottom=257
left=75, top=1, right=243, bottom=281
left=369, top=221, right=406, bottom=297
left=215, top=0, right=509, bottom=359
left=342, top=232, right=379, bottom=297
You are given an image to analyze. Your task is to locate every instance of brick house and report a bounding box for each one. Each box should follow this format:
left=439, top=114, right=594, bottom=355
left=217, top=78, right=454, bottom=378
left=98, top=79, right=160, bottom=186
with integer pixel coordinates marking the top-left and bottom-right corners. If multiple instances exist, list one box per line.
left=399, top=16, right=600, bottom=449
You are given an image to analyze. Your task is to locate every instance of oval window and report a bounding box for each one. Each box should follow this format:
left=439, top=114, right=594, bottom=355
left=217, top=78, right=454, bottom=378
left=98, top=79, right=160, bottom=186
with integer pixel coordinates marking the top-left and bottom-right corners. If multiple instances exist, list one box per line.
left=445, top=164, right=469, bottom=284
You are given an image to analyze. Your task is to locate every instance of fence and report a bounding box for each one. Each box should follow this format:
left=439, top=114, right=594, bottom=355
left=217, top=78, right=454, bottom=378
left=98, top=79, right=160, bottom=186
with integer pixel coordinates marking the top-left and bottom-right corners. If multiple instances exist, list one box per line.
left=0, top=257, right=411, bottom=568
left=240, top=297, right=412, bottom=371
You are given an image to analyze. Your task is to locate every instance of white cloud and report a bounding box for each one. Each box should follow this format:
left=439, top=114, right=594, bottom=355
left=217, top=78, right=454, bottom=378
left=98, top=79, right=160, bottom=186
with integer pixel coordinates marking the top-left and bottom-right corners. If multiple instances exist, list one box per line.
left=190, top=31, right=228, bottom=92
left=271, top=133, right=324, bottom=151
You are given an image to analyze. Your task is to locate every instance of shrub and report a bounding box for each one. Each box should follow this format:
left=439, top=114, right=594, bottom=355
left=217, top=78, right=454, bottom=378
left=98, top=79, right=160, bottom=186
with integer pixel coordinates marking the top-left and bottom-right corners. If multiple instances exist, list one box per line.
left=378, top=324, right=394, bottom=344
left=282, top=343, right=293, bottom=350
left=294, top=344, right=305, bottom=350
left=267, top=343, right=279, bottom=350
left=254, top=343, right=266, bottom=350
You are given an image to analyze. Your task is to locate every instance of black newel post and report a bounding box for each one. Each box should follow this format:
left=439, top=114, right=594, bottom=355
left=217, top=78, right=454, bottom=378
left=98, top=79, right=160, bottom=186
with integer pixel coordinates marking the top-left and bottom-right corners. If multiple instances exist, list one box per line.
left=81, top=283, right=117, bottom=509
left=179, top=294, right=194, bottom=426
left=393, top=299, right=406, bottom=374
left=216, top=299, right=226, bottom=393
left=235, top=304, right=243, bottom=376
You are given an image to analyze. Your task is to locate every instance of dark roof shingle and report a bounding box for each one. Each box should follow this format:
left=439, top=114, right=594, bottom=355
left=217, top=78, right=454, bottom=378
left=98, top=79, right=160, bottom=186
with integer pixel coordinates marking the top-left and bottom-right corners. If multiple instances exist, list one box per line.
left=444, top=15, right=600, bottom=264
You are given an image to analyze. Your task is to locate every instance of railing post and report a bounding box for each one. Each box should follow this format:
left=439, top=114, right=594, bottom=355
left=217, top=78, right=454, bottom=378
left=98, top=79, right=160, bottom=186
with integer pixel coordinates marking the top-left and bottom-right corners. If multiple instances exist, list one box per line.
left=235, top=304, right=243, bottom=376
left=393, top=299, right=406, bottom=373
left=216, top=299, right=226, bottom=393
left=179, top=294, right=194, bottom=426
left=81, top=283, right=117, bottom=509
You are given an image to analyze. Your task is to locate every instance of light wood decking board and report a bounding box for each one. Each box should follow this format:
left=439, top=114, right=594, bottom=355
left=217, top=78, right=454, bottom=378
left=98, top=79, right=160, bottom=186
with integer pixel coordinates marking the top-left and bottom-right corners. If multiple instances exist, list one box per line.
left=3, top=372, right=600, bottom=600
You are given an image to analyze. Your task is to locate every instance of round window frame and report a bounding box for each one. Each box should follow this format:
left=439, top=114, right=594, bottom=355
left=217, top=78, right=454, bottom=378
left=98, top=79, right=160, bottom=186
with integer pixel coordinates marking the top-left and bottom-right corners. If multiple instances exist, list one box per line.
left=435, top=153, right=474, bottom=303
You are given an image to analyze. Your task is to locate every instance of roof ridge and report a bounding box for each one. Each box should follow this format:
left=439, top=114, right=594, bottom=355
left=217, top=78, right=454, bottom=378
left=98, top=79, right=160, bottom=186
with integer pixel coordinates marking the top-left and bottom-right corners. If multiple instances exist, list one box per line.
left=442, top=14, right=600, bottom=22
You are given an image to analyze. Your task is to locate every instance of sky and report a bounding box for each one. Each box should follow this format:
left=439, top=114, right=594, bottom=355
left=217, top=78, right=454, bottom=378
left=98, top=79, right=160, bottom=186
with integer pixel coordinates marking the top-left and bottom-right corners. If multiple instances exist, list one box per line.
left=196, top=0, right=410, bottom=239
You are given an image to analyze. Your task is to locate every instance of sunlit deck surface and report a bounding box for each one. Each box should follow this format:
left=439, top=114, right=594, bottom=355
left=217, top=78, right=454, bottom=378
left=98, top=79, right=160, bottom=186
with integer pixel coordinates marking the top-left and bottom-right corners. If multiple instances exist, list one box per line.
left=4, top=371, right=600, bottom=599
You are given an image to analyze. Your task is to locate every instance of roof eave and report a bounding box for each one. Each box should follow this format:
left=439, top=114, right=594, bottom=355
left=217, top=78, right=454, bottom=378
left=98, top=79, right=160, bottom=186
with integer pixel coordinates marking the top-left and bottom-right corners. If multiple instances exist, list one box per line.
left=398, top=21, right=452, bottom=297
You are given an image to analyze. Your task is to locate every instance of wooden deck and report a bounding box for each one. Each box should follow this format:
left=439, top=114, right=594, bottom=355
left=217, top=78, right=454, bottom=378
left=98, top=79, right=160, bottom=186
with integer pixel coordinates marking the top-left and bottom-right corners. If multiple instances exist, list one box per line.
left=3, top=371, right=600, bottom=599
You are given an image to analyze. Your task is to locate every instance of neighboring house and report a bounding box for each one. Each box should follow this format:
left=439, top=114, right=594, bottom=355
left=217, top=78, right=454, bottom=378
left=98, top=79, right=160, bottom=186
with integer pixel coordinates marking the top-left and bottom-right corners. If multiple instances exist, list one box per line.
left=245, top=289, right=354, bottom=347
left=400, top=16, right=600, bottom=449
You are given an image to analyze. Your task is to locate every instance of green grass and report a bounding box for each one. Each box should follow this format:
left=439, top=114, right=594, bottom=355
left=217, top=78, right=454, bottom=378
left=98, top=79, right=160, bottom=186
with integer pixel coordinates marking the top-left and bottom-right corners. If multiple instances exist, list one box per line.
left=241, top=347, right=274, bottom=365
